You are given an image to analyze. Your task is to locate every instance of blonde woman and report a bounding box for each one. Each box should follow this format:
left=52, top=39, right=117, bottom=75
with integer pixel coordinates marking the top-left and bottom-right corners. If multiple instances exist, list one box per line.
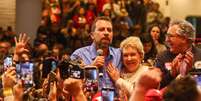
left=106, top=36, right=149, bottom=97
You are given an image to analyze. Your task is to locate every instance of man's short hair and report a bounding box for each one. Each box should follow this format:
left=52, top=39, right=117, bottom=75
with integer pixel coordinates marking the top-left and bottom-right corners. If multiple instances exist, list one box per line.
left=163, top=76, right=200, bottom=101
left=91, top=16, right=112, bottom=32
left=120, top=36, right=144, bottom=59
left=169, top=19, right=196, bottom=40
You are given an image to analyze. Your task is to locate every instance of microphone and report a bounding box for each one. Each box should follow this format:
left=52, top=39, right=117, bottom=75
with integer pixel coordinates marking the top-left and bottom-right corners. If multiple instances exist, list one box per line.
left=97, top=49, right=103, bottom=56
left=97, top=49, right=104, bottom=77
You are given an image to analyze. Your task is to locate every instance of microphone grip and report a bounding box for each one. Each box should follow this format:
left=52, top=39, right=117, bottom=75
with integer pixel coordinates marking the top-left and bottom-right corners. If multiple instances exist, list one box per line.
left=99, top=67, right=104, bottom=77
left=97, top=49, right=104, bottom=77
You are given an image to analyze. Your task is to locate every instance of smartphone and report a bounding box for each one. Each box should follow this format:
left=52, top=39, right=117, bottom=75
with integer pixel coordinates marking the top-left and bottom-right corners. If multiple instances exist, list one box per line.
left=189, top=70, right=201, bottom=86
left=84, top=66, right=98, bottom=80
left=3, top=56, right=12, bottom=70
left=101, top=88, right=115, bottom=101
left=51, top=61, right=57, bottom=71
left=16, top=62, right=34, bottom=89
left=69, top=66, right=84, bottom=79
left=59, top=60, right=84, bottom=79
left=84, top=66, right=99, bottom=92
left=195, top=75, right=201, bottom=86
left=42, top=58, right=58, bottom=78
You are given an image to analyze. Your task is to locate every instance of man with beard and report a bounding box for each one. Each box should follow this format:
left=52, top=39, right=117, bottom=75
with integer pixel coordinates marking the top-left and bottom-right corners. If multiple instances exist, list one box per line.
left=155, top=19, right=201, bottom=88
left=70, top=16, right=121, bottom=92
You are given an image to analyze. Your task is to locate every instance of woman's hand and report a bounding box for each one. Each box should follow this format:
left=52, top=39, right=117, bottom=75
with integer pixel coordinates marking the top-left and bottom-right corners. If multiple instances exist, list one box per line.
left=106, top=62, right=120, bottom=82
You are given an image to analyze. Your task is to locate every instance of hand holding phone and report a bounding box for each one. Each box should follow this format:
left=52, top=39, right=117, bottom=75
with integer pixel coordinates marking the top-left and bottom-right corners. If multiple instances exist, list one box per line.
left=16, top=62, right=34, bottom=89
left=84, top=67, right=98, bottom=80
left=3, top=56, right=13, bottom=70
left=42, top=58, right=58, bottom=78
left=49, top=71, right=57, bottom=83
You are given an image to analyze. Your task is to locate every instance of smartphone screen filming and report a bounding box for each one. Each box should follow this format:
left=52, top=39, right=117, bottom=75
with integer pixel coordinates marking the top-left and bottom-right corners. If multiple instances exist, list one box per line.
left=84, top=66, right=99, bottom=92
left=16, top=62, right=34, bottom=88
left=101, top=88, right=115, bottom=101
left=85, top=68, right=98, bottom=80
left=3, top=56, right=12, bottom=70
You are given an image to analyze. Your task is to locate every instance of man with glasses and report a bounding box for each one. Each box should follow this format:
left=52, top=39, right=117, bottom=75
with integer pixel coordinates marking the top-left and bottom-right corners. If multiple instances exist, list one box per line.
left=155, top=19, right=201, bottom=88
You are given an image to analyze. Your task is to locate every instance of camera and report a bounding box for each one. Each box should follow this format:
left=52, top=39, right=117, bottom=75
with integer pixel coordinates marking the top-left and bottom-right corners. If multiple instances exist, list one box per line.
left=42, top=57, right=58, bottom=78
left=58, top=59, right=84, bottom=79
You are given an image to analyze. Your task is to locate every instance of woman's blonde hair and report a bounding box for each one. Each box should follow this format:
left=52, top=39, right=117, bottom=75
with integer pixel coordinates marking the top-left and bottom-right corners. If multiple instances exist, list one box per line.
left=120, top=36, right=144, bottom=58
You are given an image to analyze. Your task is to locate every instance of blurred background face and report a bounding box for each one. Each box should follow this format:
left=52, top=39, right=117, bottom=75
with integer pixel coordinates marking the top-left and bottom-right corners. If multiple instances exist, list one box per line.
left=91, top=20, right=113, bottom=48
left=0, top=41, right=11, bottom=56
left=103, top=9, right=111, bottom=17
left=143, top=42, right=152, bottom=53
left=21, top=53, right=30, bottom=62
left=122, top=46, right=142, bottom=73
left=150, top=26, right=160, bottom=41
left=79, top=7, right=85, bottom=15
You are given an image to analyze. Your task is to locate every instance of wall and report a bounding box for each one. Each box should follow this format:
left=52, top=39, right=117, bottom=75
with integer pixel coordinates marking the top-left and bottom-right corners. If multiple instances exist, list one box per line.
left=155, top=0, right=201, bottom=20
left=16, top=0, right=41, bottom=44
left=0, top=0, right=16, bottom=30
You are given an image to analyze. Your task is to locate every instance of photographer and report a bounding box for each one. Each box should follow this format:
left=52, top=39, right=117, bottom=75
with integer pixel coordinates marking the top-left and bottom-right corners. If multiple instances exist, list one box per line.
left=44, top=71, right=87, bottom=101
left=2, top=33, right=41, bottom=100
left=2, top=66, right=24, bottom=101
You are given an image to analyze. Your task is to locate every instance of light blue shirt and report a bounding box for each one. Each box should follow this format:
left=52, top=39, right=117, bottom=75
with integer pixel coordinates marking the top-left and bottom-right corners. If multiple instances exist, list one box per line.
left=70, top=43, right=122, bottom=90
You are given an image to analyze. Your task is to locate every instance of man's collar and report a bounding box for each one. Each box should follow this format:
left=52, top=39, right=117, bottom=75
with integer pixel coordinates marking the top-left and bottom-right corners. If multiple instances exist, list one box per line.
left=90, top=43, right=97, bottom=59
left=90, top=43, right=114, bottom=60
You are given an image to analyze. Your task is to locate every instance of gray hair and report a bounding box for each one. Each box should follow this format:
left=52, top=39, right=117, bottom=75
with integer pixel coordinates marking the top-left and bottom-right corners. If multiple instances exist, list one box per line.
left=169, top=19, right=196, bottom=40
left=120, top=36, right=144, bottom=59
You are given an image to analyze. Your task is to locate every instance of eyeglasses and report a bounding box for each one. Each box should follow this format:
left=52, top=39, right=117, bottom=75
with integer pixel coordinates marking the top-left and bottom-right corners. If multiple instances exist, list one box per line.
left=165, top=33, right=182, bottom=38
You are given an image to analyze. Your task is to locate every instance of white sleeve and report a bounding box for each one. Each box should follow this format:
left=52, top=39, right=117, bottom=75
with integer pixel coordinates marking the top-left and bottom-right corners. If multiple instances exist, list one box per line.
left=115, top=78, right=134, bottom=94
left=4, top=95, right=14, bottom=101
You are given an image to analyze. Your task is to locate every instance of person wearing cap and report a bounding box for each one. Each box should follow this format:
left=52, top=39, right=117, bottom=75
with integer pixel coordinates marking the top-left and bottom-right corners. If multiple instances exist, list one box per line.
left=155, top=19, right=201, bottom=88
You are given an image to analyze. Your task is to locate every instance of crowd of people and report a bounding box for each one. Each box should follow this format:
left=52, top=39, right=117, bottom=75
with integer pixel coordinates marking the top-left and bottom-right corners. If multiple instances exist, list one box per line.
left=0, top=16, right=201, bottom=101
left=35, top=0, right=170, bottom=53
left=1, top=0, right=201, bottom=101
